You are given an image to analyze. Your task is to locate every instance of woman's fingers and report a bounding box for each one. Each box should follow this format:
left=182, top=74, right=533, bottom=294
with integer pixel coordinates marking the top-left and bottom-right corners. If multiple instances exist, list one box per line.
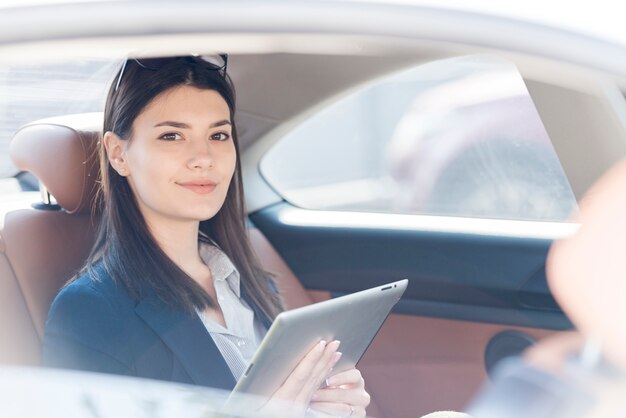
left=325, top=368, right=365, bottom=388
left=310, top=369, right=370, bottom=416
left=309, top=401, right=367, bottom=417
left=311, top=340, right=342, bottom=385
left=311, top=369, right=370, bottom=416
left=295, top=340, right=342, bottom=403
left=259, top=340, right=345, bottom=418
left=312, top=387, right=370, bottom=406
left=274, top=339, right=328, bottom=400
left=274, top=339, right=340, bottom=401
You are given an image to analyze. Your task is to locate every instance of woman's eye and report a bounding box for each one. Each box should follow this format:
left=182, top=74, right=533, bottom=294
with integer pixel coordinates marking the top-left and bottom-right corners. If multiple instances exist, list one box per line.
left=211, top=132, right=231, bottom=141
left=159, top=132, right=183, bottom=141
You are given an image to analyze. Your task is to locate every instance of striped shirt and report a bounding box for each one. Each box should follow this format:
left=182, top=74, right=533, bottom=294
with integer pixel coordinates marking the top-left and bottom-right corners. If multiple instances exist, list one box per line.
left=195, top=242, right=267, bottom=381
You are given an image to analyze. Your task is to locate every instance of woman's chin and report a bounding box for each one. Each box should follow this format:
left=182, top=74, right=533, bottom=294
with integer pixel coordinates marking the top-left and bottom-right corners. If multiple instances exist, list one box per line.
left=163, top=208, right=221, bottom=223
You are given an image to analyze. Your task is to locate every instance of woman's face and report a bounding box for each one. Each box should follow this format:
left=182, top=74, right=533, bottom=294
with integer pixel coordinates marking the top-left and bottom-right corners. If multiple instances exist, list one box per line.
left=107, top=85, right=236, bottom=227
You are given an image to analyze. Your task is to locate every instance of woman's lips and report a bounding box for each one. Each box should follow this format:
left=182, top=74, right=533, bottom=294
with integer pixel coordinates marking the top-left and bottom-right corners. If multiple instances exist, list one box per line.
left=177, top=181, right=217, bottom=195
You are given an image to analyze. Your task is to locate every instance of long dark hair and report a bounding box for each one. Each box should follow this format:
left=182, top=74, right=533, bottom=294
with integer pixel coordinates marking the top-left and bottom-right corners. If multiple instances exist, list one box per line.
left=81, top=56, right=283, bottom=320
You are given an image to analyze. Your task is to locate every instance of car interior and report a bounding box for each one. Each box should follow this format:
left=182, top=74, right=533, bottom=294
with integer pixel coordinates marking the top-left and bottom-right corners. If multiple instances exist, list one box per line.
left=3, top=5, right=626, bottom=416
left=0, top=110, right=559, bottom=417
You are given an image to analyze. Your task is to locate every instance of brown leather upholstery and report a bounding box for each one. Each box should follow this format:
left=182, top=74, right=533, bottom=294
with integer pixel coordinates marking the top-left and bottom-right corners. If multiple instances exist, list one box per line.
left=10, top=114, right=101, bottom=215
left=0, top=244, right=41, bottom=365
left=358, top=315, right=554, bottom=418
left=248, top=228, right=314, bottom=310
left=0, top=115, right=101, bottom=366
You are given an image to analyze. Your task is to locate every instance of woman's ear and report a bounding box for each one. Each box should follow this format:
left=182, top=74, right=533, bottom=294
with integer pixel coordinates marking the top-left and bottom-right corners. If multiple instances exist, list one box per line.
left=103, top=131, right=128, bottom=176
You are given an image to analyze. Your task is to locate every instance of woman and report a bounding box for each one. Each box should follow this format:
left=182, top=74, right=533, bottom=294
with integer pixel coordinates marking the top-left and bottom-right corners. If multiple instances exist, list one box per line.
left=43, top=55, right=370, bottom=417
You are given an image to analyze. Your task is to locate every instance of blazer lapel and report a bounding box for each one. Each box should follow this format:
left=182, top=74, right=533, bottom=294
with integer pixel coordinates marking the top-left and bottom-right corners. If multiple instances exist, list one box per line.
left=135, top=292, right=236, bottom=390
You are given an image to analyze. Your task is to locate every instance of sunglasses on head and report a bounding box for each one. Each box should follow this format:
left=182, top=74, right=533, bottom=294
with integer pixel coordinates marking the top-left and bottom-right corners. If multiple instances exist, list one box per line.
left=114, top=54, right=228, bottom=92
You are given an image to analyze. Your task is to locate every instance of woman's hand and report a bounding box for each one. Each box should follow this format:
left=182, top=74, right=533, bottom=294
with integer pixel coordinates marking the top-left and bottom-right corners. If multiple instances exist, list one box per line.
left=308, top=368, right=370, bottom=417
left=258, top=339, right=343, bottom=417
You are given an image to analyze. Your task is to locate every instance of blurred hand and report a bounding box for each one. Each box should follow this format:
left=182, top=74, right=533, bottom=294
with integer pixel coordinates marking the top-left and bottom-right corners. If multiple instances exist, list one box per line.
left=547, top=157, right=626, bottom=372
left=308, top=368, right=370, bottom=417
left=523, top=331, right=585, bottom=374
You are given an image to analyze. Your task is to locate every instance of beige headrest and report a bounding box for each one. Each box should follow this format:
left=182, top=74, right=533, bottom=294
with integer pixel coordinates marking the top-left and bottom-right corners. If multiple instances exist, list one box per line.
left=9, top=113, right=102, bottom=215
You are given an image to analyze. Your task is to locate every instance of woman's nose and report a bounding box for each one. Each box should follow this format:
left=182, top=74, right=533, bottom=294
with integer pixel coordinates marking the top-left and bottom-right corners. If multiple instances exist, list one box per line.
left=187, top=139, right=215, bottom=170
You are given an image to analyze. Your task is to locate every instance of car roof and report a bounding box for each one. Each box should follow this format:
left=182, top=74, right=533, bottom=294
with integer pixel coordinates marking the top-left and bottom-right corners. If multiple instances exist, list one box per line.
left=2, top=0, right=626, bottom=210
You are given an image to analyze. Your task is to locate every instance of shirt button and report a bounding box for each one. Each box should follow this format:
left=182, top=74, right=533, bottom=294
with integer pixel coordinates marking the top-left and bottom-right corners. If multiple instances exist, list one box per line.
left=237, top=339, right=246, bottom=347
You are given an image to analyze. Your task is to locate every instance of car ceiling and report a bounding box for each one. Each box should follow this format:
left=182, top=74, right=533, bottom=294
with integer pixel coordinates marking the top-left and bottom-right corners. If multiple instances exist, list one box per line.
left=2, top=1, right=626, bottom=208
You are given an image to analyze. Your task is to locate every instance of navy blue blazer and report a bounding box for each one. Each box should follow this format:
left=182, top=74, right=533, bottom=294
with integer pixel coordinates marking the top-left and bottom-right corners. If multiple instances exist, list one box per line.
left=43, top=263, right=272, bottom=390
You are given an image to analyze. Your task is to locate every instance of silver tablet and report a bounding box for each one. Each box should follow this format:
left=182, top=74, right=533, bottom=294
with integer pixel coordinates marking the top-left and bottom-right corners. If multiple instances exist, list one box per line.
left=230, top=279, right=408, bottom=402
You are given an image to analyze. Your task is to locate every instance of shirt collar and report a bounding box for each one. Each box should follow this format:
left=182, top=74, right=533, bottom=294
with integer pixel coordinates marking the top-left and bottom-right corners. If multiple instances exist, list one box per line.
left=198, top=241, right=241, bottom=298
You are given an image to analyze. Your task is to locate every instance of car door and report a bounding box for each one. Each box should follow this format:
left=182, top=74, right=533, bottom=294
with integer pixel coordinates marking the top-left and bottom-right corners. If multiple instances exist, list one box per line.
left=244, top=54, right=580, bottom=418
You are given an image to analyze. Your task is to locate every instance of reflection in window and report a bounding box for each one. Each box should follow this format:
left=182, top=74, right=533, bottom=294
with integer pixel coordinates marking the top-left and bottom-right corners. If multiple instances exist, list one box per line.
left=261, top=55, right=577, bottom=222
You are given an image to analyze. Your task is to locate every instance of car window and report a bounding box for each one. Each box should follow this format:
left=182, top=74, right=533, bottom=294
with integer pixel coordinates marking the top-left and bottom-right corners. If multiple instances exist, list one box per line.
left=260, top=55, right=578, bottom=222
left=0, top=57, right=119, bottom=179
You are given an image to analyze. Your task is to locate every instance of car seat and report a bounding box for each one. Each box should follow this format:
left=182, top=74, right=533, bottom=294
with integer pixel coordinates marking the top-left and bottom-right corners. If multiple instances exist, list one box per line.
left=0, top=114, right=100, bottom=365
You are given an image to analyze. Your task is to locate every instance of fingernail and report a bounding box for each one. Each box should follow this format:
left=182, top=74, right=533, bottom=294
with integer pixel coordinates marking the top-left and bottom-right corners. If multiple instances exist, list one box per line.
left=333, top=351, right=343, bottom=364
left=318, top=340, right=327, bottom=351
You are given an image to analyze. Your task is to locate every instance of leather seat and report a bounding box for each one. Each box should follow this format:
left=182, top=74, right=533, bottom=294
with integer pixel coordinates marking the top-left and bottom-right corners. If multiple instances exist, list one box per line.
left=0, top=114, right=100, bottom=365
left=0, top=113, right=313, bottom=366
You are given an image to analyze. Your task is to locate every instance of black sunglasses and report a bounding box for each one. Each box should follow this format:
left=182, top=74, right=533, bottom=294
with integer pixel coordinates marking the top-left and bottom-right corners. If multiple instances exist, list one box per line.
left=114, top=54, right=228, bottom=92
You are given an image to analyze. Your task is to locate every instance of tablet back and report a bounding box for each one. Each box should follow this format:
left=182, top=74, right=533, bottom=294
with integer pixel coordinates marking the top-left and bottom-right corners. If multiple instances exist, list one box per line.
left=231, top=279, right=408, bottom=399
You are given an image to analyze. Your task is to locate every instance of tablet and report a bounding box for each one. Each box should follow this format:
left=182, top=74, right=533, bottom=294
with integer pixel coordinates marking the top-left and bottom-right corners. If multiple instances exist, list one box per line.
left=229, top=279, right=408, bottom=403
